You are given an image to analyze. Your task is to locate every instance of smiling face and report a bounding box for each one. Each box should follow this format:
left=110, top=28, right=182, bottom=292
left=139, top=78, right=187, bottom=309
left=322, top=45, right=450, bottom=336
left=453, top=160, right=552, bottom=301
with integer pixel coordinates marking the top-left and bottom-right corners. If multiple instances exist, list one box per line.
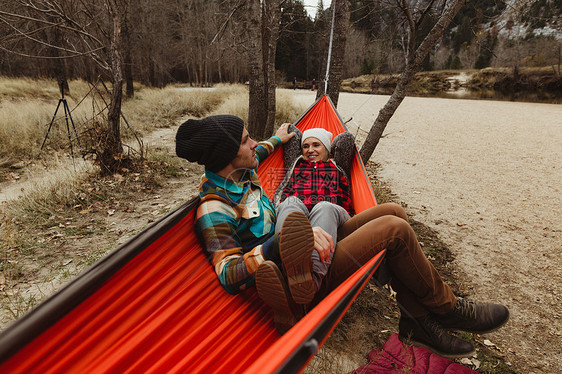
left=302, top=137, right=329, bottom=162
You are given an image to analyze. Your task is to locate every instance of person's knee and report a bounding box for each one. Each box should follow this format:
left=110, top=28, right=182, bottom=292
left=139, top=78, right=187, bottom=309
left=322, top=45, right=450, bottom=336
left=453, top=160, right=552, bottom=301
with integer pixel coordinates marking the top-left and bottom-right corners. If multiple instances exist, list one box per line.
left=311, top=201, right=345, bottom=221
left=384, top=202, right=409, bottom=222
left=313, top=201, right=337, bottom=212
left=278, top=197, right=308, bottom=214
left=379, top=215, right=413, bottom=241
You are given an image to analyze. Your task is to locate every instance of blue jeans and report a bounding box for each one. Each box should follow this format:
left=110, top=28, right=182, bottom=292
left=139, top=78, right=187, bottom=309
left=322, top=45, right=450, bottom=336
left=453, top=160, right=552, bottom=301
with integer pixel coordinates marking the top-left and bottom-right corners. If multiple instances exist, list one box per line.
left=275, top=197, right=351, bottom=292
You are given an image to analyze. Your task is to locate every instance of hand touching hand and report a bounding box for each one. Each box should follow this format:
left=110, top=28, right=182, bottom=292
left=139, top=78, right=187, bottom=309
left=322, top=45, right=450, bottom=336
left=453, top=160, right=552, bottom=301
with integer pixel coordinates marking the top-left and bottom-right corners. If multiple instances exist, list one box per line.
left=311, top=226, right=334, bottom=262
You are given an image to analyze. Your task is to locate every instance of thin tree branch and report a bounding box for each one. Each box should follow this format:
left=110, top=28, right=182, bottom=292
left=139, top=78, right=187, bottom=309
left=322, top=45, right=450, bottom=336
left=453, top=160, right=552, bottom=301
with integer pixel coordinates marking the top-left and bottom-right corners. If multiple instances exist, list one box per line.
left=211, top=1, right=244, bottom=44
left=0, top=9, right=104, bottom=45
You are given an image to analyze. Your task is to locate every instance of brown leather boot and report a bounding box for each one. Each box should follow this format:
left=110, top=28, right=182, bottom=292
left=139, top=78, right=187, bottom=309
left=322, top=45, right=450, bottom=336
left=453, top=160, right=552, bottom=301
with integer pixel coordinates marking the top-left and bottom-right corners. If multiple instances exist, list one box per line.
left=278, top=211, right=315, bottom=304
left=433, top=297, right=510, bottom=334
left=399, top=314, right=475, bottom=358
left=255, top=260, right=304, bottom=334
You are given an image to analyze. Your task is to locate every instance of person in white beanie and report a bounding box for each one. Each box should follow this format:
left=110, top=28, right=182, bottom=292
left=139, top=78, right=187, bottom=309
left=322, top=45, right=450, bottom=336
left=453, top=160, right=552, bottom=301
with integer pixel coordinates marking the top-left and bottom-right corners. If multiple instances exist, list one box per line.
left=271, top=128, right=355, bottom=307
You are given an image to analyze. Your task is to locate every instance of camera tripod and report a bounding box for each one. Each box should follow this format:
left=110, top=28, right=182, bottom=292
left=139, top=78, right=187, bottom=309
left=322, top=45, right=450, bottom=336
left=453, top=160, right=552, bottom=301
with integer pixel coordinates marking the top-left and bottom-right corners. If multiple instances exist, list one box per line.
left=38, top=89, right=81, bottom=159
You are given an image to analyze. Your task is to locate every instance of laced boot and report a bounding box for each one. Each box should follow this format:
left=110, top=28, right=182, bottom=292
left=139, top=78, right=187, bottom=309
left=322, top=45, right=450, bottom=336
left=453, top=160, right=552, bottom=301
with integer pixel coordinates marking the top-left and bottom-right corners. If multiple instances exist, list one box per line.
left=279, top=211, right=315, bottom=304
left=255, top=261, right=304, bottom=335
left=433, top=297, right=510, bottom=334
left=399, top=314, right=475, bottom=358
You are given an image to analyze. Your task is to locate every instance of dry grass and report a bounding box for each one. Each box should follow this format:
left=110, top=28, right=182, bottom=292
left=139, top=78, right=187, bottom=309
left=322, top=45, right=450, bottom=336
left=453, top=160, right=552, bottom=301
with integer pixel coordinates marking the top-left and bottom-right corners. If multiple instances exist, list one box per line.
left=0, top=164, right=95, bottom=322
left=0, top=77, right=99, bottom=161
left=0, top=77, right=304, bottom=164
left=122, top=84, right=243, bottom=134
left=0, top=77, right=63, bottom=100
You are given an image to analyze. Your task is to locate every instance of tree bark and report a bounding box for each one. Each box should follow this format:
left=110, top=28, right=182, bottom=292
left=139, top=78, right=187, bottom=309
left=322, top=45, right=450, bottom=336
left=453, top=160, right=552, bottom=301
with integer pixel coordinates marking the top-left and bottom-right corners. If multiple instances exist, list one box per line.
left=48, top=24, right=70, bottom=96
left=122, top=8, right=134, bottom=98
left=262, top=0, right=281, bottom=138
left=359, top=0, right=466, bottom=164
left=316, top=0, right=350, bottom=107
left=246, top=0, right=267, bottom=139
left=103, top=0, right=125, bottom=174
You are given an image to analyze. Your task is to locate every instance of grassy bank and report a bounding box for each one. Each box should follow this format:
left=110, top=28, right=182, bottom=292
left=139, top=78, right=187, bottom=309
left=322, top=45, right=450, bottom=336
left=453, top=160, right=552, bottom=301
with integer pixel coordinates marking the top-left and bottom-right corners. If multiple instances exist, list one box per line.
left=341, top=67, right=561, bottom=103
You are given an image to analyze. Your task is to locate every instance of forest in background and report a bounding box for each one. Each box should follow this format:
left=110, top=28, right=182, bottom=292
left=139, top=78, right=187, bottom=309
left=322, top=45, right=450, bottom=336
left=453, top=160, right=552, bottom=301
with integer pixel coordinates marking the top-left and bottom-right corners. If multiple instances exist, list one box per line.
left=1, top=0, right=561, bottom=88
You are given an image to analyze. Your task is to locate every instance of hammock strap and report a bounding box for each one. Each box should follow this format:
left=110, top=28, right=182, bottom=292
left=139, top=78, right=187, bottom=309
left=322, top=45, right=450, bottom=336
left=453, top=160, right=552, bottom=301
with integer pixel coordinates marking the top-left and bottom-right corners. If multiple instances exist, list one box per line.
left=324, top=0, right=337, bottom=93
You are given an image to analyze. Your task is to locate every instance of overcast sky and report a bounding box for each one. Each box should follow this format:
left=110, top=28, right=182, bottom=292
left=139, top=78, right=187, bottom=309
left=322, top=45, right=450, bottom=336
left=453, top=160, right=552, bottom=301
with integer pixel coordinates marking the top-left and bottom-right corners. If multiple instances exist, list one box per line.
left=302, top=0, right=332, bottom=19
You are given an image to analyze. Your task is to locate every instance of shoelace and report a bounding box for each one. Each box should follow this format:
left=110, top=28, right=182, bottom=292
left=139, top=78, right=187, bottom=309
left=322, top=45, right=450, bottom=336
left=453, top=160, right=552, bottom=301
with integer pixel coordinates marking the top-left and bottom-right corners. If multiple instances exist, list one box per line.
left=422, top=316, right=446, bottom=339
left=455, top=298, right=477, bottom=319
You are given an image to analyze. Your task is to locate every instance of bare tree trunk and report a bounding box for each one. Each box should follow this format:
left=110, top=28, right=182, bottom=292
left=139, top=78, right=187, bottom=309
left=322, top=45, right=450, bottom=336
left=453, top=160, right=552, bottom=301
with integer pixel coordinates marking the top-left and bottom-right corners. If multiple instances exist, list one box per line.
left=246, top=0, right=281, bottom=139
left=246, top=0, right=267, bottom=139
left=359, top=0, right=466, bottom=164
left=262, top=0, right=281, bottom=138
left=103, top=0, right=126, bottom=174
left=316, top=0, right=350, bottom=107
left=122, top=8, right=134, bottom=98
left=48, top=25, right=70, bottom=96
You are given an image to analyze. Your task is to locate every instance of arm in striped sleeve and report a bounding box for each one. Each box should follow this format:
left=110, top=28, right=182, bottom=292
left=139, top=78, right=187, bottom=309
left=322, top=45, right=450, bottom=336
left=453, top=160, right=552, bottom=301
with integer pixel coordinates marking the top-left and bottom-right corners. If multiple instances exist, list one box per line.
left=255, top=136, right=281, bottom=165
left=195, top=200, right=273, bottom=294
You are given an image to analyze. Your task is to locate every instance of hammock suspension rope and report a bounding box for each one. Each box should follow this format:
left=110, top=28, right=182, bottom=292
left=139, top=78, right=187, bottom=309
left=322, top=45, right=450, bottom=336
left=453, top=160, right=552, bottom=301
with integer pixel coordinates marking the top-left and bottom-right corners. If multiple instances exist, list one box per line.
left=324, top=0, right=337, bottom=93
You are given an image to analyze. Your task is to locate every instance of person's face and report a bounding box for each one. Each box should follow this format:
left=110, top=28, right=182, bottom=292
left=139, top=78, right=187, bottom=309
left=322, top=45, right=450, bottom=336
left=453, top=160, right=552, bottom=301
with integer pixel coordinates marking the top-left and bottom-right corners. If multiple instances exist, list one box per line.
left=302, top=137, right=329, bottom=162
left=230, top=128, right=259, bottom=171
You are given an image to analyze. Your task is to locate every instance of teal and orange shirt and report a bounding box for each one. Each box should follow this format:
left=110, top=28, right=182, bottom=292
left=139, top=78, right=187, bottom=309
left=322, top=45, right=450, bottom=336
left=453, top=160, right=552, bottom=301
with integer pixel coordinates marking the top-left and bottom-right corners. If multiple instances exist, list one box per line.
left=195, top=136, right=281, bottom=294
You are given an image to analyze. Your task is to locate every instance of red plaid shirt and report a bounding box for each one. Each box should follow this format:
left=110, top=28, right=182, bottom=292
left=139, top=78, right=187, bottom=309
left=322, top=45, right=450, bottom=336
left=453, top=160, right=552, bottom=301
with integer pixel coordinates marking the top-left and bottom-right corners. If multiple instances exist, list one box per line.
left=281, top=159, right=353, bottom=215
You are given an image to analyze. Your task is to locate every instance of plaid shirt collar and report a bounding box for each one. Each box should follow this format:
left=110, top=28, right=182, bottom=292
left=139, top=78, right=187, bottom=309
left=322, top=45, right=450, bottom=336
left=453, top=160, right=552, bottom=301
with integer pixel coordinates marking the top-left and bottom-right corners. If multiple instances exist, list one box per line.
left=204, top=168, right=257, bottom=193
left=202, top=167, right=265, bottom=205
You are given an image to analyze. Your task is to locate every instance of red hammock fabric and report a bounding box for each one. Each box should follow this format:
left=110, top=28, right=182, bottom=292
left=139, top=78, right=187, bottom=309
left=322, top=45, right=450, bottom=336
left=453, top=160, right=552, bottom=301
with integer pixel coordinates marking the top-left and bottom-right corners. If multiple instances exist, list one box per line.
left=0, top=95, right=382, bottom=373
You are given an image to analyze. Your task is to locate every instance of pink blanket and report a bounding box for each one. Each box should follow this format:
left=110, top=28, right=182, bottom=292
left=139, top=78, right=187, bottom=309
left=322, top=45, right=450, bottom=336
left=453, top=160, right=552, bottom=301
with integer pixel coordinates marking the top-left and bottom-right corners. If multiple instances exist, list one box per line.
left=351, top=334, right=477, bottom=374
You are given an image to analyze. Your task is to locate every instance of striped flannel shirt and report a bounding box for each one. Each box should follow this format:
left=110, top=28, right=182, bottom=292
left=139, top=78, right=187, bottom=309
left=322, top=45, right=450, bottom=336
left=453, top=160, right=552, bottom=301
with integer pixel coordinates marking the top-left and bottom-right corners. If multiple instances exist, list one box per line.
left=281, top=158, right=353, bottom=215
left=195, top=136, right=282, bottom=294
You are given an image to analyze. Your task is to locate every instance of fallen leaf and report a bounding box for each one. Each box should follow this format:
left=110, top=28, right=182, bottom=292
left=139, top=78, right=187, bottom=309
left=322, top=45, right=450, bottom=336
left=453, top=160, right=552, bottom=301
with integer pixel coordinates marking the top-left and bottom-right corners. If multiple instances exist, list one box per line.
left=483, top=339, right=496, bottom=347
left=107, top=209, right=115, bottom=216
left=470, top=358, right=481, bottom=369
left=460, top=358, right=472, bottom=366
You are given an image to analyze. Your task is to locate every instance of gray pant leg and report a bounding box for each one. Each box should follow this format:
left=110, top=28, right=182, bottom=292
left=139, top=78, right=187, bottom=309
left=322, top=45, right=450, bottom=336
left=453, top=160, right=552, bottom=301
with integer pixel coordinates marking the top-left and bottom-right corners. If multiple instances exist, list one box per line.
left=275, top=197, right=309, bottom=234
left=308, top=202, right=351, bottom=291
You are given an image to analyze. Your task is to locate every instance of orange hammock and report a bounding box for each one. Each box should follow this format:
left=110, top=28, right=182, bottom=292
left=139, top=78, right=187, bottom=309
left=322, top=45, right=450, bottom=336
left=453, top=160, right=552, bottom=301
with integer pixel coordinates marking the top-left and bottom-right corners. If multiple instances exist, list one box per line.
left=0, top=95, right=384, bottom=373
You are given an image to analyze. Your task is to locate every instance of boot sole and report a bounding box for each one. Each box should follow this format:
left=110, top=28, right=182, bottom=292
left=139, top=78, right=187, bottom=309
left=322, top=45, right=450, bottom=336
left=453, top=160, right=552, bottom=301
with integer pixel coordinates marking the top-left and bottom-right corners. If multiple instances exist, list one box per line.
left=255, top=261, right=297, bottom=334
left=279, top=211, right=315, bottom=304
left=398, top=335, right=476, bottom=359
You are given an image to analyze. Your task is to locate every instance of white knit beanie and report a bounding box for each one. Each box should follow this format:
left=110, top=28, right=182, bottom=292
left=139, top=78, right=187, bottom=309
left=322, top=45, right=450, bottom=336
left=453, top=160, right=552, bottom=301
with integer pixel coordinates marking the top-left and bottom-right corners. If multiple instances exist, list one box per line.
left=302, top=128, right=333, bottom=153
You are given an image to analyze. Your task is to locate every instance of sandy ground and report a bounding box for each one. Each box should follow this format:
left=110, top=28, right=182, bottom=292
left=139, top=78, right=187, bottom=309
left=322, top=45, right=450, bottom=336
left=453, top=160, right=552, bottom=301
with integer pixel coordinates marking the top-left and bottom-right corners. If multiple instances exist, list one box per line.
left=309, top=90, right=561, bottom=373
left=1, top=89, right=560, bottom=372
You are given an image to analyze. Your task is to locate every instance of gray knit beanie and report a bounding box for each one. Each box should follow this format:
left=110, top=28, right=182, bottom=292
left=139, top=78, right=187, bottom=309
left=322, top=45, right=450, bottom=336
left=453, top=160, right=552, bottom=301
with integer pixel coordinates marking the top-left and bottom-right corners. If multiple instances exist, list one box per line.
left=175, top=115, right=244, bottom=172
